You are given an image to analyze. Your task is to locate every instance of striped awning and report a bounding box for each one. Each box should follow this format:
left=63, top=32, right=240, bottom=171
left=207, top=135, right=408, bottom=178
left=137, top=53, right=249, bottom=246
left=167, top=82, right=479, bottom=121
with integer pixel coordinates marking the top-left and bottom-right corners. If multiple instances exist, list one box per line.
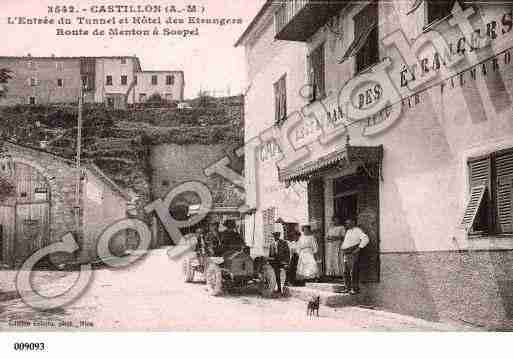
left=278, top=145, right=383, bottom=183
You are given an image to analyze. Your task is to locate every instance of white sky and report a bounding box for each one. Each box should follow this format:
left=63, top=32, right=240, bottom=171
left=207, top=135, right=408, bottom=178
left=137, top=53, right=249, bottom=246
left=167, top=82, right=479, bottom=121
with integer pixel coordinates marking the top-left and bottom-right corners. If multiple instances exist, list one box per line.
left=1, top=0, right=266, bottom=98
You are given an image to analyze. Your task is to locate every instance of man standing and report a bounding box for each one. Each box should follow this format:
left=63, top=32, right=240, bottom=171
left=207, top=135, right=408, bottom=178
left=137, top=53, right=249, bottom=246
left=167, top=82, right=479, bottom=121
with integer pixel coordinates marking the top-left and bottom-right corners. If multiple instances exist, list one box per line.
left=206, top=221, right=221, bottom=255
left=269, top=223, right=290, bottom=295
left=341, top=219, right=369, bottom=295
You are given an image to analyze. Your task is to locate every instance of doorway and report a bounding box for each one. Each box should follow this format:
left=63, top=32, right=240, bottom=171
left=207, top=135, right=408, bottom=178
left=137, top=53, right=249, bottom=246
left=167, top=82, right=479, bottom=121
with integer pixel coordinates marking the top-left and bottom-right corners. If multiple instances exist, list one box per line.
left=0, top=225, right=3, bottom=263
left=0, top=162, right=51, bottom=266
left=334, top=193, right=358, bottom=223
left=325, top=193, right=358, bottom=279
left=324, top=175, right=360, bottom=279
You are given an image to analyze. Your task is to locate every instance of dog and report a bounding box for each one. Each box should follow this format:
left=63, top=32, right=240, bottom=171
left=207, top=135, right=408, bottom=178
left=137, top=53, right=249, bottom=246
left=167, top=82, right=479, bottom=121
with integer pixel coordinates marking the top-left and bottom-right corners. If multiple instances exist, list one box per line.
left=306, top=296, right=320, bottom=317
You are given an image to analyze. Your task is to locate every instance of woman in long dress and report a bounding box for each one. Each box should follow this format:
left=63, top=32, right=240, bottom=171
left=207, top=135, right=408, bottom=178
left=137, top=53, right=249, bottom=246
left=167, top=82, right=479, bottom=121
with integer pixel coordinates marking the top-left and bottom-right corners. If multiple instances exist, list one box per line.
left=325, top=216, right=345, bottom=277
left=296, top=224, right=320, bottom=281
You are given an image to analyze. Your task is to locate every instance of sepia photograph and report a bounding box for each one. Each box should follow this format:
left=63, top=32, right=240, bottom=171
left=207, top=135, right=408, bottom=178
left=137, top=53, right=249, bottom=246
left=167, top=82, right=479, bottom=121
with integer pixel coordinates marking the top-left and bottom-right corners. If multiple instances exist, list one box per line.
left=0, top=0, right=512, bottom=355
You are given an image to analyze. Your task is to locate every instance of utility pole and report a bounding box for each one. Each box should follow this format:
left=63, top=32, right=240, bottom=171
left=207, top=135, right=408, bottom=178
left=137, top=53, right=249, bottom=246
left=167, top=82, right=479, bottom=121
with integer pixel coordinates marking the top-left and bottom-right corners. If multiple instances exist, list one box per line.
left=75, top=86, right=83, bottom=260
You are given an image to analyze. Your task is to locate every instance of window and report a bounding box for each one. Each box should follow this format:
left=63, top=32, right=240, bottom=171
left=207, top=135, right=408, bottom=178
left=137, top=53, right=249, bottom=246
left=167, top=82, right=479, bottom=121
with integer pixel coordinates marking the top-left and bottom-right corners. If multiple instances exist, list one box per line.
left=121, top=58, right=127, bottom=65
left=307, top=43, right=325, bottom=102
left=274, top=3, right=286, bottom=35
left=139, top=93, right=147, bottom=102
left=165, top=93, right=173, bottom=101
left=354, top=2, right=379, bottom=73
left=106, top=75, right=113, bottom=86
left=57, top=78, right=63, bottom=87
left=166, top=75, right=174, bottom=85
left=121, top=75, right=128, bottom=86
left=262, top=207, right=277, bottom=247
left=426, top=0, right=454, bottom=25
left=56, top=62, right=64, bottom=71
left=81, top=75, right=88, bottom=89
left=151, top=75, right=158, bottom=85
left=273, top=74, right=287, bottom=124
left=30, top=77, right=38, bottom=87
left=28, top=97, right=36, bottom=105
left=461, top=149, right=513, bottom=235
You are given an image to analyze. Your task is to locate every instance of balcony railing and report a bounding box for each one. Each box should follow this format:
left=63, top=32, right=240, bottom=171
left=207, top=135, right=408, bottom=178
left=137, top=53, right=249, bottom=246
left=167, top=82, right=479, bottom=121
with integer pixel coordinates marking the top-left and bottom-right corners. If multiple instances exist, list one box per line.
left=274, top=0, right=348, bottom=42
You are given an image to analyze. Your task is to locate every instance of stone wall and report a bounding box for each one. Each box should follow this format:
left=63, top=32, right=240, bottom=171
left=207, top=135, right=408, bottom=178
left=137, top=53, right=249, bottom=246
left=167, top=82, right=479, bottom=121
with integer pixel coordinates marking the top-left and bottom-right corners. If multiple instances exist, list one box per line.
left=3, top=142, right=78, bottom=245
left=82, top=167, right=128, bottom=261
left=1, top=142, right=128, bottom=266
left=150, top=143, right=244, bottom=246
left=360, top=250, right=513, bottom=330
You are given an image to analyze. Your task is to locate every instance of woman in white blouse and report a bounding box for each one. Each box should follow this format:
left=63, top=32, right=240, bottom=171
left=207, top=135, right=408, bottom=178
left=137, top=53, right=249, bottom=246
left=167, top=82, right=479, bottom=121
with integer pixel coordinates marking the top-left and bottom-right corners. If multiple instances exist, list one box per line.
left=296, top=224, right=320, bottom=282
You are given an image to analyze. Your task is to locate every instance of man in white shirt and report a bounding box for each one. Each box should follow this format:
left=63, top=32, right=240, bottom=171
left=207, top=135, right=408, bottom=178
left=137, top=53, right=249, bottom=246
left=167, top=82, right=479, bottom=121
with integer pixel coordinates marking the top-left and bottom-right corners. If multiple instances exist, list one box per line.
left=341, top=219, right=369, bottom=295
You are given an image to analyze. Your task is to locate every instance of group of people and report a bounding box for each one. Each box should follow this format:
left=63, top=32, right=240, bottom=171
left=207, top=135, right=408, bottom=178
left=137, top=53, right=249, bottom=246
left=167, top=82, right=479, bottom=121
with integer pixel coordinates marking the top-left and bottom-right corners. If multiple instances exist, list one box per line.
left=269, top=216, right=369, bottom=296
left=194, top=219, right=245, bottom=257
left=193, top=216, right=370, bottom=296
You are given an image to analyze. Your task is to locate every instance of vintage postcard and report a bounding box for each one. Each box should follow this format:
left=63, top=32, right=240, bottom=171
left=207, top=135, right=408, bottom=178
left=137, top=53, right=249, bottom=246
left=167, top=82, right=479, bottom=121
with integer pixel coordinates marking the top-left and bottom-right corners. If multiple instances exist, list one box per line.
left=0, top=0, right=512, bottom=346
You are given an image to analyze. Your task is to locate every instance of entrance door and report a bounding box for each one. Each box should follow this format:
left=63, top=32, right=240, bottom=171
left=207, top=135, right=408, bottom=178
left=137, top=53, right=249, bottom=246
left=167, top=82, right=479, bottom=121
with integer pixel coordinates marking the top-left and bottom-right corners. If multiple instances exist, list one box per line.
left=325, top=193, right=358, bottom=278
left=11, top=162, right=51, bottom=265
left=15, top=203, right=50, bottom=262
left=334, top=194, right=358, bottom=222
left=0, top=205, right=15, bottom=266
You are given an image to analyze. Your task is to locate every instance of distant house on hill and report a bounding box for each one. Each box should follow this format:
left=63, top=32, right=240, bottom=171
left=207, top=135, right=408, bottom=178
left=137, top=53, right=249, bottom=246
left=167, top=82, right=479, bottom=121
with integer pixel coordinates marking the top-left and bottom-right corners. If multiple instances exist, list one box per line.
left=0, top=55, right=184, bottom=108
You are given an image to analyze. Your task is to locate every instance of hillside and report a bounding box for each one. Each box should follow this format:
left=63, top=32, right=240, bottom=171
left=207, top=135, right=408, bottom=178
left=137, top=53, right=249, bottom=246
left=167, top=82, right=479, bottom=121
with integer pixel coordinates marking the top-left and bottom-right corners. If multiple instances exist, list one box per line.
left=0, top=95, right=244, bottom=213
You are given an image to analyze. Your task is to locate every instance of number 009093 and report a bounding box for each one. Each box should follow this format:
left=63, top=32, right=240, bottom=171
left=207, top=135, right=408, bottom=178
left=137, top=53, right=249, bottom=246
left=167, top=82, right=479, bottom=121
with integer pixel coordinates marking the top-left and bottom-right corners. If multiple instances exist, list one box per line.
left=13, top=342, right=46, bottom=351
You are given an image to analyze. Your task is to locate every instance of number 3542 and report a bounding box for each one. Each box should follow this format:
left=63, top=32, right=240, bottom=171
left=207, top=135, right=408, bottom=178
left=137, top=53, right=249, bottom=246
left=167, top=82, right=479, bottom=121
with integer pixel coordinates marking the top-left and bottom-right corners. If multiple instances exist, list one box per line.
left=13, top=342, right=46, bottom=351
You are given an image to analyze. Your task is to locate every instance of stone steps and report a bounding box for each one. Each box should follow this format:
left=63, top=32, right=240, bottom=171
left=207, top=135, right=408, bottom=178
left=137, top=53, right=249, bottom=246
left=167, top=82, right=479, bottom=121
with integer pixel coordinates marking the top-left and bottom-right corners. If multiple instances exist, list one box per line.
left=305, top=282, right=346, bottom=293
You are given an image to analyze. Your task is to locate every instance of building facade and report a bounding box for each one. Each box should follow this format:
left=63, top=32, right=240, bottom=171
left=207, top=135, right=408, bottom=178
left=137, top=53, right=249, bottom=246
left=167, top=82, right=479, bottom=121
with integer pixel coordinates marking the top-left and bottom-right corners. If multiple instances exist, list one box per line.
left=237, top=0, right=513, bottom=328
left=0, top=141, right=130, bottom=267
left=0, top=56, right=185, bottom=107
left=131, top=71, right=185, bottom=104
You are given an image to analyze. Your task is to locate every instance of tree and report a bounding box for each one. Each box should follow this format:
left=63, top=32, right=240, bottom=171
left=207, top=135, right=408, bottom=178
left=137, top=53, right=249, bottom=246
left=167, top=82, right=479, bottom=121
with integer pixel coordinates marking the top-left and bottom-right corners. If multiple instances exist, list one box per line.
left=0, top=68, right=12, bottom=98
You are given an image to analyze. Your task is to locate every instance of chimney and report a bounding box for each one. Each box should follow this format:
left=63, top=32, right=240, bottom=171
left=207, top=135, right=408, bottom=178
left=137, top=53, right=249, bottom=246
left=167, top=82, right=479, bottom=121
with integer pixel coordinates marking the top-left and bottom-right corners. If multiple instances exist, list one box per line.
left=27, top=53, right=32, bottom=57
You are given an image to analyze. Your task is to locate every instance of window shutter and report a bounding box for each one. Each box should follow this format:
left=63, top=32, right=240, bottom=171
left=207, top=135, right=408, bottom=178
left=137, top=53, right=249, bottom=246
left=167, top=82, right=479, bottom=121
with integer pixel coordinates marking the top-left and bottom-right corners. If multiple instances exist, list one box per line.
left=353, top=2, right=379, bottom=72
left=280, top=76, right=286, bottom=121
left=274, top=81, right=280, bottom=124
left=269, top=207, right=276, bottom=246
left=262, top=207, right=276, bottom=247
left=460, top=185, right=487, bottom=231
left=460, top=156, right=491, bottom=232
left=312, top=44, right=325, bottom=99
left=307, top=54, right=313, bottom=101
left=495, top=151, right=513, bottom=233
left=469, top=156, right=491, bottom=189
left=263, top=208, right=269, bottom=247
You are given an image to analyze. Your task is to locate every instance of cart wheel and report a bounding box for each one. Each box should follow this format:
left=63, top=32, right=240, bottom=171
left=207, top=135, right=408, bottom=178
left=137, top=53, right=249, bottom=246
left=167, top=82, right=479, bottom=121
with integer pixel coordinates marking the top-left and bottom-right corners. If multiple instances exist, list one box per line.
left=206, top=263, right=223, bottom=296
left=258, top=264, right=276, bottom=298
left=182, top=258, right=195, bottom=283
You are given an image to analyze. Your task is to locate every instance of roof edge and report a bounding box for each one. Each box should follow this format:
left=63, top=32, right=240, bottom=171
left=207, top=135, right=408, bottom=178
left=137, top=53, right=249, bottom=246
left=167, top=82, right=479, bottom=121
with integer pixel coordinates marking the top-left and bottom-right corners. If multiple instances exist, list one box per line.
left=234, top=0, right=273, bottom=47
